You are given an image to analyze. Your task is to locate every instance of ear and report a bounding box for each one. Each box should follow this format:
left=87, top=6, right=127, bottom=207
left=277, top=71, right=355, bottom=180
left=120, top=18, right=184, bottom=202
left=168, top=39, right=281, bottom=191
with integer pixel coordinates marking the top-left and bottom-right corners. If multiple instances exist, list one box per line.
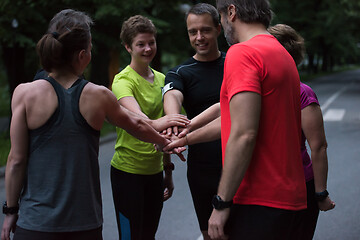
left=228, top=4, right=237, bottom=22
left=124, top=44, right=132, bottom=53
left=216, top=23, right=221, bottom=36
left=78, top=49, right=86, bottom=61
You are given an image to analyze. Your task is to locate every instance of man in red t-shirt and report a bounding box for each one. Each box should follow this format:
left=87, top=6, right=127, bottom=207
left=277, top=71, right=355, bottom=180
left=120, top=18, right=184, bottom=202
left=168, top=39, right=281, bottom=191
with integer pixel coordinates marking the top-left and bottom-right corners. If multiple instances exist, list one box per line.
left=207, top=0, right=307, bottom=239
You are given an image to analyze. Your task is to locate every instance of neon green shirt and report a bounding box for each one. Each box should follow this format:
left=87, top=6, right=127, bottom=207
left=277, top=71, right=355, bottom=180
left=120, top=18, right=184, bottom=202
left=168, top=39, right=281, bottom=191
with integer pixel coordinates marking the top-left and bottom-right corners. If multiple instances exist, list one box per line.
left=111, top=65, right=164, bottom=175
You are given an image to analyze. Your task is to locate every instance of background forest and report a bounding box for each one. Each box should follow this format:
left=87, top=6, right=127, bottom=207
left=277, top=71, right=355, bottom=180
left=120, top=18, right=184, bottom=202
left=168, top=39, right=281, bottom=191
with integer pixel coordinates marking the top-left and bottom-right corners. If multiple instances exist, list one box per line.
left=0, top=0, right=360, bottom=165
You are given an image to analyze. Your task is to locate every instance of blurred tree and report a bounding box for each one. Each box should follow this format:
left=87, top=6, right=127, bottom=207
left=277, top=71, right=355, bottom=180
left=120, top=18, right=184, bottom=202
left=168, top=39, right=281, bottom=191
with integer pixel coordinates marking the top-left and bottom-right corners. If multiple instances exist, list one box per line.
left=271, top=0, right=360, bottom=73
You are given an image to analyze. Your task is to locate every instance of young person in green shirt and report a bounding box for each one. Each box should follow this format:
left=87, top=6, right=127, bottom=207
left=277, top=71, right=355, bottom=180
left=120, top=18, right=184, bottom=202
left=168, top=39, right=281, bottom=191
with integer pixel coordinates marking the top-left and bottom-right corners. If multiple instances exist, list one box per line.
left=110, top=15, right=179, bottom=240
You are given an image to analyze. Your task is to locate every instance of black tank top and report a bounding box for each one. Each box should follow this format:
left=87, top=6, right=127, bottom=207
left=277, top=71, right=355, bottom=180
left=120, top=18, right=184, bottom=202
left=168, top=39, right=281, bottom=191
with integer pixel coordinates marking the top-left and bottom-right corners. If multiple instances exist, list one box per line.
left=17, top=76, right=102, bottom=232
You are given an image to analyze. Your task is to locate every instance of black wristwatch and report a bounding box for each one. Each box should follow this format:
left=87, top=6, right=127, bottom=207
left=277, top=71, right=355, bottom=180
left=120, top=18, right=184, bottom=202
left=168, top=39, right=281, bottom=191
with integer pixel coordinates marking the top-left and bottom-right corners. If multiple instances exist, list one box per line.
left=315, top=190, right=329, bottom=202
left=3, top=202, right=19, bottom=215
left=163, top=162, right=175, bottom=171
left=212, top=195, right=233, bottom=210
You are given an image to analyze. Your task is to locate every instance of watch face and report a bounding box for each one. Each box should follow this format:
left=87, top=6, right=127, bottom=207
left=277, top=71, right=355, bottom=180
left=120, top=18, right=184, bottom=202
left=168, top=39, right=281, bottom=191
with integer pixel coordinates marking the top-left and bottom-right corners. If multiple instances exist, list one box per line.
left=212, top=195, right=221, bottom=209
left=212, top=195, right=233, bottom=210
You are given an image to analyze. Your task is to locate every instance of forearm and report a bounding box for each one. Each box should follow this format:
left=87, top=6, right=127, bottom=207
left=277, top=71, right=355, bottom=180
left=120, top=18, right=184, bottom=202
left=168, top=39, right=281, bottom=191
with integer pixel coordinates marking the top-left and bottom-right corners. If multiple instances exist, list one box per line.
left=163, top=154, right=173, bottom=176
left=163, top=91, right=183, bottom=115
left=187, top=117, right=221, bottom=145
left=190, top=103, right=220, bottom=131
left=311, top=146, right=329, bottom=192
left=125, top=117, right=169, bottom=147
left=217, top=134, right=256, bottom=201
left=5, top=153, right=27, bottom=207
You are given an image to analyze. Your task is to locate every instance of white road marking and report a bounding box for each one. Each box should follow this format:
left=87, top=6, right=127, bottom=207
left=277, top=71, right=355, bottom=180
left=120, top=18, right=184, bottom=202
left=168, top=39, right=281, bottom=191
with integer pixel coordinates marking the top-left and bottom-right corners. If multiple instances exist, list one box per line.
left=320, top=85, right=348, bottom=112
left=323, top=109, right=346, bottom=121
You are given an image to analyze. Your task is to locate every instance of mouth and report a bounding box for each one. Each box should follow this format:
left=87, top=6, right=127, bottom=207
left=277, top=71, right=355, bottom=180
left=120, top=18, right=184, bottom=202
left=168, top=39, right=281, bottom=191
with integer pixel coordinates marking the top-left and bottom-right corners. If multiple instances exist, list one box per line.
left=196, top=43, right=208, bottom=49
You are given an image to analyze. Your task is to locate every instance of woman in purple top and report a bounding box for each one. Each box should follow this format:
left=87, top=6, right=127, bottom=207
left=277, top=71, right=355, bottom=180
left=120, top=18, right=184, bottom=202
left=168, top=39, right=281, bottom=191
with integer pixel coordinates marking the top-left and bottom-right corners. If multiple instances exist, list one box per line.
left=269, top=24, right=335, bottom=239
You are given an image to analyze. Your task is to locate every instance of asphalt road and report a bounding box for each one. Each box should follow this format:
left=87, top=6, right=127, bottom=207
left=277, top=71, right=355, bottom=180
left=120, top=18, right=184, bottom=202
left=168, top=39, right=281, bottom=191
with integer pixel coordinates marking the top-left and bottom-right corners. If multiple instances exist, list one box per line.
left=1, top=69, right=360, bottom=239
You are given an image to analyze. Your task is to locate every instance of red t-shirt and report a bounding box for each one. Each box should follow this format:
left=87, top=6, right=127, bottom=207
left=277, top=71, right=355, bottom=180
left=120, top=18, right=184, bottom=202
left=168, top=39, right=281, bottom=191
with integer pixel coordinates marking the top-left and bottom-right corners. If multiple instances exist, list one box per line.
left=220, top=35, right=306, bottom=210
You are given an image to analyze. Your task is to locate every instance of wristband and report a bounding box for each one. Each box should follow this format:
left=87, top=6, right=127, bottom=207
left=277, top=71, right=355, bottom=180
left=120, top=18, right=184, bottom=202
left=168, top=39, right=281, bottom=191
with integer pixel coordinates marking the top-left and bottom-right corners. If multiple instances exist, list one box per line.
left=315, top=190, right=329, bottom=202
left=3, top=201, right=19, bottom=215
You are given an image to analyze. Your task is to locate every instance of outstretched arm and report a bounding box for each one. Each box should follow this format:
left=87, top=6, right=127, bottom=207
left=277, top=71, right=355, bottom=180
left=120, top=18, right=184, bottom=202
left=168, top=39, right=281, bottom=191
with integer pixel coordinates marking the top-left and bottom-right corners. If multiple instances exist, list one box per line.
left=101, top=90, right=170, bottom=149
left=163, top=117, right=221, bottom=152
left=163, top=89, right=184, bottom=135
left=302, top=104, right=335, bottom=211
left=119, top=96, right=189, bottom=133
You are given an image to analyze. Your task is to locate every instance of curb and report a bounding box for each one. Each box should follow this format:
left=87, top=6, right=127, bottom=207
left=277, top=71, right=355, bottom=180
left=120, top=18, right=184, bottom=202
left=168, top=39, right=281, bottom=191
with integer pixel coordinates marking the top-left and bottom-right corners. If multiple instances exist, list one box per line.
left=0, top=132, right=117, bottom=179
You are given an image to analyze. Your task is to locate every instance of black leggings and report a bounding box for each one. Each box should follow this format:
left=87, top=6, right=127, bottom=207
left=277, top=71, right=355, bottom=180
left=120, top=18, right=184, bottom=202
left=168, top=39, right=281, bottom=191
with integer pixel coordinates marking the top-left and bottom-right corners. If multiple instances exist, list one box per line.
left=110, top=167, right=164, bottom=240
left=14, top=226, right=102, bottom=240
left=187, top=165, right=222, bottom=231
left=295, top=179, right=320, bottom=240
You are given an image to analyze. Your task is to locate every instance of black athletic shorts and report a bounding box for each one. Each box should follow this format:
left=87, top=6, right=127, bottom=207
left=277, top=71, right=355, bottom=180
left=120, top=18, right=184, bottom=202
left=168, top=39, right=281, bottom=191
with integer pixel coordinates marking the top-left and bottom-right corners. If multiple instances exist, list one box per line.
left=14, top=226, right=102, bottom=240
left=225, top=204, right=303, bottom=240
left=187, top=164, right=222, bottom=231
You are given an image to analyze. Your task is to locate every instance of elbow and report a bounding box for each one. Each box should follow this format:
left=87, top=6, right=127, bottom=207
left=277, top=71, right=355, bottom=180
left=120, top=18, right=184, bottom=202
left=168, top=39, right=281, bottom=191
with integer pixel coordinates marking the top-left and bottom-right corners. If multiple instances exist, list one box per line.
left=235, top=130, right=258, bottom=148
left=6, top=152, right=27, bottom=173
left=311, top=140, right=328, bottom=153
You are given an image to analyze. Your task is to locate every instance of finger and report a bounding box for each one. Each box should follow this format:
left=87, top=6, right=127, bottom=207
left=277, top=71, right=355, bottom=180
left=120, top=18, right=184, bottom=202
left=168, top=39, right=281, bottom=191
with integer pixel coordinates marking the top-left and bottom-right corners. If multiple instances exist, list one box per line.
left=173, top=126, right=179, bottom=135
left=217, top=225, right=226, bottom=240
left=163, top=190, right=170, bottom=201
left=176, top=153, right=186, bottom=162
left=166, top=127, right=172, bottom=136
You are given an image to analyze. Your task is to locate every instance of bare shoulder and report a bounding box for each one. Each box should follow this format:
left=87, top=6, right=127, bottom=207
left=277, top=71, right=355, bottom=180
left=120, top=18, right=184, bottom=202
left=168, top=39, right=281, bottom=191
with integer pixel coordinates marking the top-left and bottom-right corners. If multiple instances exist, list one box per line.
left=82, top=82, right=116, bottom=102
left=12, top=80, right=54, bottom=104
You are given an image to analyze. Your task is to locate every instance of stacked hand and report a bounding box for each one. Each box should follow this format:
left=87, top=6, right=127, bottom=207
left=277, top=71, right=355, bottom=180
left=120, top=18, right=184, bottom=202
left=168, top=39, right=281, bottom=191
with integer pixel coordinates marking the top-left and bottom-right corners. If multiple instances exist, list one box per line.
left=154, top=119, right=192, bottom=161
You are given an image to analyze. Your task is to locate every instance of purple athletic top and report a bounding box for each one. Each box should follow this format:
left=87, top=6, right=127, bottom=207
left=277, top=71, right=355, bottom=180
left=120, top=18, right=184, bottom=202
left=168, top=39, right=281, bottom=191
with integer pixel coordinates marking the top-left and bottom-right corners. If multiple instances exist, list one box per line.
left=300, top=83, right=319, bottom=182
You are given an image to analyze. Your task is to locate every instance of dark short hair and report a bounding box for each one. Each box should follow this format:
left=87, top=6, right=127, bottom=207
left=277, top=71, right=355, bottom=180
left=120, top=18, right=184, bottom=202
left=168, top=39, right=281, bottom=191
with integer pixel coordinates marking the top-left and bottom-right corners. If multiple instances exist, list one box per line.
left=216, top=0, right=272, bottom=28
left=186, top=3, right=220, bottom=27
left=120, top=15, right=156, bottom=47
left=36, top=9, right=93, bottom=72
left=268, top=24, right=305, bottom=65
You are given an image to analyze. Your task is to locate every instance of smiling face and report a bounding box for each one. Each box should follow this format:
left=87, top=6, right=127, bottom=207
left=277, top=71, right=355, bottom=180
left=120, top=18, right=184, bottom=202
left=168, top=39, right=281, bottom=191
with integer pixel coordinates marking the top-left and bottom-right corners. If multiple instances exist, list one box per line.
left=126, top=32, right=157, bottom=66
left=186, top=13, right=221, bottom=61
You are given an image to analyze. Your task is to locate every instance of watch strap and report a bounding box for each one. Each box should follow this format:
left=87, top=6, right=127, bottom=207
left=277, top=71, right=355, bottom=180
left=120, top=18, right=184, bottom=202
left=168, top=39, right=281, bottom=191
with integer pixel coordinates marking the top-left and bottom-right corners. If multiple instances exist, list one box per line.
left=315, top=190, right=329, bottom=202
left=3, top=201, right=19, bottom=215
left=212, top=195, right=233, bottom=210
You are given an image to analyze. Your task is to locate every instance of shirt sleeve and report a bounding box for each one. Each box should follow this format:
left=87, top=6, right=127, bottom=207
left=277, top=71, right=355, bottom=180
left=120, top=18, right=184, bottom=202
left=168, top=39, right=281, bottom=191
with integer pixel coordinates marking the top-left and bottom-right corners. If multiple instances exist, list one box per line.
left=225, top=45, right=262, bottom=102
left=111, top=74, right=135, bottom=100
left=165, top=67, right=185, bottom=93
left=300, top=83, right=319, bottom=110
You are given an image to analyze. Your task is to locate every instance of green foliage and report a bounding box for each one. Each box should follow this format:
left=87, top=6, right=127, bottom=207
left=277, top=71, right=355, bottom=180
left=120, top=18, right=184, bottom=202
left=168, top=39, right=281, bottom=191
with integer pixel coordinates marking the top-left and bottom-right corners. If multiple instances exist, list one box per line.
left=271, top=0, right=360, bottom=73
left=0, top=69, right=10, bottom=117
left=0, top=132, right=10, bottom=167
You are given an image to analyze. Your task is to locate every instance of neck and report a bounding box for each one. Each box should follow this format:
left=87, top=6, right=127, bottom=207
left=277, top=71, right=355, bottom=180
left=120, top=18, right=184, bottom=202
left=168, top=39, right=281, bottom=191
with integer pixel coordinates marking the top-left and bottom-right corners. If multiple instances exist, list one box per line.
left=49, top=70, right=80, bottom=89
left=194, top=50, right=221, bottom=62
left=236, top=21, right=270, bottom=43
left=130, top=63, right=151, bottom=77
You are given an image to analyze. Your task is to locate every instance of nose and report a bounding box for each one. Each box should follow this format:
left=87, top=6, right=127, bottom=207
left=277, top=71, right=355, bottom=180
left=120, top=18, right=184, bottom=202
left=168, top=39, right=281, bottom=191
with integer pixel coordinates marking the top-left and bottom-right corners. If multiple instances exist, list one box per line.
left=145, top=44, right=151, bottom=51
left=196, top=31, right=203, bottom=40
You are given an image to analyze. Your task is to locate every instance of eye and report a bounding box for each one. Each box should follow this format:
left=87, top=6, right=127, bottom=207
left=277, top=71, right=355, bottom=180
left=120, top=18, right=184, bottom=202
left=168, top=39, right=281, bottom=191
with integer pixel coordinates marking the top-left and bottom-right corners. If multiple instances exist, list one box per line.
left=188, top=30, right=197, bottom=35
